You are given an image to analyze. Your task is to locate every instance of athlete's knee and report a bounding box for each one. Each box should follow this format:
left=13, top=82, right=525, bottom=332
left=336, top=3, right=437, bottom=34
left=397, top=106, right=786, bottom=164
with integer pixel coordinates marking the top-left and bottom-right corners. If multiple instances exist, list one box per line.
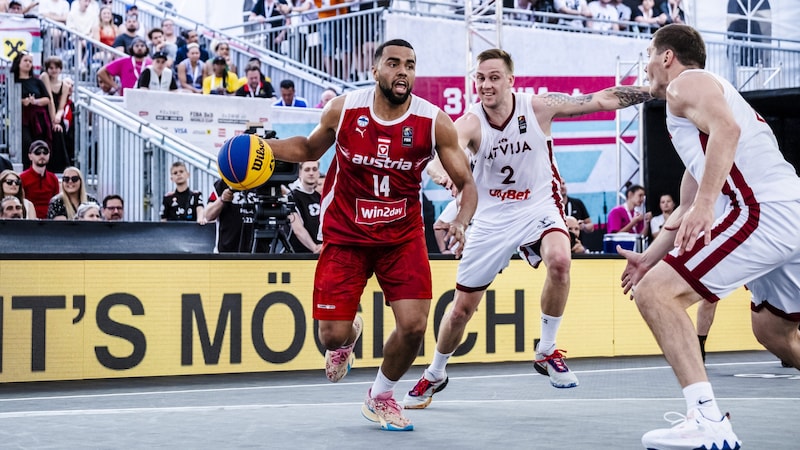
left=395, top=315, right=428, bottom=341
left=398, top=322, right=427, bottom=348
left=632, top=278, right=663, bottom=313
left=319, top=332, right=347, bottom=350
left=318, top=321, right=351, bottom=349
left=448, top=300, right=478, bottom=326
left=546, top=253, right=571, bottom=284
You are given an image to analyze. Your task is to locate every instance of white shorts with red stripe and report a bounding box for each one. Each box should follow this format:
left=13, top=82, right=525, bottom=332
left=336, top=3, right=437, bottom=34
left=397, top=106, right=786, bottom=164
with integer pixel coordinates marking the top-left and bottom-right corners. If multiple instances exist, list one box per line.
left=664, top=200, right=800, bottom=320
left=455, top=204, right=568, bottom=291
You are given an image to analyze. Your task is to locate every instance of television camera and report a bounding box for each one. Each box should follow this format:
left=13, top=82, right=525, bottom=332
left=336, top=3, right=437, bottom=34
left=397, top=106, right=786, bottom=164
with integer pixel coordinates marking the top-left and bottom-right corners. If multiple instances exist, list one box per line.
left=242, top=124, right=299, bottom=254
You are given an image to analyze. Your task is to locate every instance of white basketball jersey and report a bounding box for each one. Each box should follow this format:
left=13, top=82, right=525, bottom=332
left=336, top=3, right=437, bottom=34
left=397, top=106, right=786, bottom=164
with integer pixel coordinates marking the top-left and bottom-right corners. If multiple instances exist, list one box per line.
left=667, top=70, right=800, bottom=208
left=469, top=93, right=562, bottom=222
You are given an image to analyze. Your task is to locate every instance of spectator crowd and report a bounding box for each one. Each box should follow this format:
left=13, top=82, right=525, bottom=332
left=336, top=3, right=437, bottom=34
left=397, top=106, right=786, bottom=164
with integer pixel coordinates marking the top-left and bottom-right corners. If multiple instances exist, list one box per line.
left=2, top=0, right=684, bottom=253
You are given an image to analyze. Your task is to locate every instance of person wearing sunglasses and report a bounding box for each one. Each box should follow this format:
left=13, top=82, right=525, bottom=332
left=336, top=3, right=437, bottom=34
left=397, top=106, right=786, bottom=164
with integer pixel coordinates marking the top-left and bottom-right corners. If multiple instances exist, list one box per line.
left=47, top=166, right=97, bottom=220
left=20, top=140, right=60, bottom=219
left=0, top=170, right=37, bottom=219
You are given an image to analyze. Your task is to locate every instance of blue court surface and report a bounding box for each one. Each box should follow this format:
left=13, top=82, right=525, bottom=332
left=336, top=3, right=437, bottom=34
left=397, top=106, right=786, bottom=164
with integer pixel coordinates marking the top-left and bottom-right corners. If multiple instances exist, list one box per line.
left=1, top=350, right=797, bottom=449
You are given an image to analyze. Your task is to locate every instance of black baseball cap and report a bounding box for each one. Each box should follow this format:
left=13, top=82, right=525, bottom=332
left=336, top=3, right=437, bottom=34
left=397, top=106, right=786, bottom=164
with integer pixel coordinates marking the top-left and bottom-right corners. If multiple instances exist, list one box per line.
left=152, top=50, right=168, bottom=61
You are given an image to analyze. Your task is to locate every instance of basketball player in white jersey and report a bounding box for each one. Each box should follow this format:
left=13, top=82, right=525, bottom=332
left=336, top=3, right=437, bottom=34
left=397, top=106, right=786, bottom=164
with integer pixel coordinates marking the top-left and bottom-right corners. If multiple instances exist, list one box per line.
left=619, top=24, right=800, bottom=449
left=264, top=39, right=477, bottom=432
left=404, top=48, right=652, bottom=408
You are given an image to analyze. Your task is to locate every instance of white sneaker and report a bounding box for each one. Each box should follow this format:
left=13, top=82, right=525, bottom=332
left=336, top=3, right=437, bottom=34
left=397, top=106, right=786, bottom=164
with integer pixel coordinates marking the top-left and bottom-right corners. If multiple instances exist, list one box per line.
left=402, top=371, right=449, bottom=409
left=642, top=409, right=742, bottom=450
left=534, top=348, right=579, bottom=388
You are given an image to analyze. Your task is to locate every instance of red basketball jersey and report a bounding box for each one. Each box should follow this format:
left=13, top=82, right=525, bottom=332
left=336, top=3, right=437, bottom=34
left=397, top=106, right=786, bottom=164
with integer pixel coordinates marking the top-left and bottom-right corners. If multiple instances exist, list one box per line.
left=320, top=88, right=438, bottom=245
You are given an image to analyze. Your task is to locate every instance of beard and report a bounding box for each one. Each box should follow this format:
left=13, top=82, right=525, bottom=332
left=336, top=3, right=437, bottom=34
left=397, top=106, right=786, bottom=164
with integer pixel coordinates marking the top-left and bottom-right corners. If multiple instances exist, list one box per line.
left=378, top=79, right=410, bottom=105
left=132, top=47, right=149, bottom=58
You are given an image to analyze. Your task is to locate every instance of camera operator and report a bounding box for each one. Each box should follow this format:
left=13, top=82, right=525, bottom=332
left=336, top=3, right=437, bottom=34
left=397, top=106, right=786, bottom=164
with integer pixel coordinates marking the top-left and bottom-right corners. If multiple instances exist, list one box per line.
left=206, top=125, right=301, bottom=253
left=288, top=160, right=323, bottom=253
left=565, top=215, right=588, bottom=254
left=204, top=179, right=259, bottom=253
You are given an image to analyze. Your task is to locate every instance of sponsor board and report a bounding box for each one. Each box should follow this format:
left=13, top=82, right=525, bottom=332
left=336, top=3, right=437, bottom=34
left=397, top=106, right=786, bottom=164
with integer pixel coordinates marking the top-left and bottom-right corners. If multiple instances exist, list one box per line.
left=124, top=91, right=321, bottom=156
left=0, top=259, right=760, bottom=383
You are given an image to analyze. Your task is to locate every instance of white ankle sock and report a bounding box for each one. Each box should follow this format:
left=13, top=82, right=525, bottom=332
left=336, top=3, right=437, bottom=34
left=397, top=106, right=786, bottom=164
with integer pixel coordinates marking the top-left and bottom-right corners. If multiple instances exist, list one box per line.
left=371, top=369, right=397, bottom=397
left=537, top=313, right=562, bottom=355
left=426, top=350, right=453, bottom=380
left=683, top=381, right=723, bottom=421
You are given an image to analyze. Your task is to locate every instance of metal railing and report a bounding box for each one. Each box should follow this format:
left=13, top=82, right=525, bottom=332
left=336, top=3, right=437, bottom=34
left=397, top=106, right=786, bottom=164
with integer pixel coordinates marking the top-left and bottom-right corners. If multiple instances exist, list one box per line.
left=73, top=87, right=218, bottom=222
left=385, top=0, right=800, bottom=91
left=703, top=30, right=800, bottom=91
left=1, top=57, right=23, bottom=164
left=39, top=17, right=129, bottom=91
left=120, top=0, right=351, bottom=105
left=4, top=2, right=800, bottom=210
left=615, top=54, right=647, bottom=207
left=233, top=3, right=388, bottom=84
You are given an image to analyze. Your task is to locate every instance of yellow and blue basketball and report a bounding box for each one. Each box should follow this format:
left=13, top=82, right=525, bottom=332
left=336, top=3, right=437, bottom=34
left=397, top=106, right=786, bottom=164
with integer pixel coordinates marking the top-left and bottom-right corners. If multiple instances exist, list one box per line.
left=217, top=134, right=275, bottom=190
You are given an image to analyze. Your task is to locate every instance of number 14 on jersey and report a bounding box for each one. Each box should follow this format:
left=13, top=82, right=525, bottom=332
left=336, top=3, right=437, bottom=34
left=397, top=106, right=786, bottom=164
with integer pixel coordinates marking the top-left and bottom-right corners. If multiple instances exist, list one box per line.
left=373, top=175, right=390, bottom=197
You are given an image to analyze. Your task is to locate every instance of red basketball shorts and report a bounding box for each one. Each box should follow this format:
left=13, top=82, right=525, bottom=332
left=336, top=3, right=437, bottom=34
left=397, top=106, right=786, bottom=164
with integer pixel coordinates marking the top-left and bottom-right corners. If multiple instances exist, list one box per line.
left=312, top=237, right=432, bottom=321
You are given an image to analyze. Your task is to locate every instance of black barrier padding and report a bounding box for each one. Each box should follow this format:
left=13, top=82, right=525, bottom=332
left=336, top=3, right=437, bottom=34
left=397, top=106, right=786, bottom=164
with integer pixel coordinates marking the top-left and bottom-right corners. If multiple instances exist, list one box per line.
left=0, top=220, right=216, bottom=254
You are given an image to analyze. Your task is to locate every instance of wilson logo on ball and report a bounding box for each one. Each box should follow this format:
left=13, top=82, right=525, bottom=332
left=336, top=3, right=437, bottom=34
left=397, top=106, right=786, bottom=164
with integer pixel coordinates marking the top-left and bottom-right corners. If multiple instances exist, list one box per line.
left=217, top=134, right=275, bottom=190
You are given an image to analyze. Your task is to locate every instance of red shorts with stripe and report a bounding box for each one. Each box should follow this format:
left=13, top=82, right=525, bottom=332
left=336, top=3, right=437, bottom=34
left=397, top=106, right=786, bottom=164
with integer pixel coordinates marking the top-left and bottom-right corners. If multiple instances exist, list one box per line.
left=312, top=237, right=432, bottom=321
left=664, top=200, right=800, bottom=320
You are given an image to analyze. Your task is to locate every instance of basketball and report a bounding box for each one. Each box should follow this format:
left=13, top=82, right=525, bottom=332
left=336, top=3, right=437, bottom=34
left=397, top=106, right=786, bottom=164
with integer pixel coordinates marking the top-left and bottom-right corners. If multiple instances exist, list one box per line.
left=217, top=134, right=275, bottom=190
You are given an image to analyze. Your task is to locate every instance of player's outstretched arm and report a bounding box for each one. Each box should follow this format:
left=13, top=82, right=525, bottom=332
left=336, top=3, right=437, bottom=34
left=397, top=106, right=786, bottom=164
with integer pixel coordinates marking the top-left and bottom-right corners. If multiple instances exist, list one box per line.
left=434, top=111, right=477, bottom=256
left=541, top=85, right=652, bottom=119
left=267, top=96, right=342, bottom=163
left=619, top=169, right=696, bottom=297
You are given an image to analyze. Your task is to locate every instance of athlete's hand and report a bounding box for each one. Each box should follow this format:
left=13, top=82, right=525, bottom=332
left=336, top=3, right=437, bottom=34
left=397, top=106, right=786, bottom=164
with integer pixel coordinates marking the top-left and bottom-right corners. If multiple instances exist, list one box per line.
left=618, top=246, right=648, bottom=300
left=436, top=221, right=466, bottom=258
left=432, top=173, right=458, bottom=197
left=674, top=204, right=713, bottom=255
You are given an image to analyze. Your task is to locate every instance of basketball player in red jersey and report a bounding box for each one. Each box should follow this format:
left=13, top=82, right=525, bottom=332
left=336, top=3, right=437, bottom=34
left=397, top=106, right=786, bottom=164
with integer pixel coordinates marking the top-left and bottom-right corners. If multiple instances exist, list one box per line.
left=265, top=39, right=477, bottom=431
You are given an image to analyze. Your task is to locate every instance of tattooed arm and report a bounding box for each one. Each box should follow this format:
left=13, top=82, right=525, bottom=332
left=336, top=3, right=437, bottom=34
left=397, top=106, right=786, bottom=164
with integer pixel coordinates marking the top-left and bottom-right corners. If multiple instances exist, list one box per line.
left=533, top=85, right=653, bottom=122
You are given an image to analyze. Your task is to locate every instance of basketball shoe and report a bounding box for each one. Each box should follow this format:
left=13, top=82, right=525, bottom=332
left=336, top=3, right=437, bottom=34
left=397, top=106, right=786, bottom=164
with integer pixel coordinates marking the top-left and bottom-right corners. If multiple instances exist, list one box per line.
left=642, top=409, right=742, bottom=450
left=534, top=348, right=579, bottom=388
left=362, top=389, right=414, bottom=431
left=324, top=315, right=363, bottom=382
left=402, top=371, right=449, bottom=409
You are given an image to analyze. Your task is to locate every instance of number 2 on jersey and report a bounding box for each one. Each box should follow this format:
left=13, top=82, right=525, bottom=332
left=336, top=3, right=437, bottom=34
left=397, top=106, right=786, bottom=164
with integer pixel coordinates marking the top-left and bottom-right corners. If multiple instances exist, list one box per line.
left=373, top=175, right=390, bottom=196
left=501, top=166, right=516, bottom=184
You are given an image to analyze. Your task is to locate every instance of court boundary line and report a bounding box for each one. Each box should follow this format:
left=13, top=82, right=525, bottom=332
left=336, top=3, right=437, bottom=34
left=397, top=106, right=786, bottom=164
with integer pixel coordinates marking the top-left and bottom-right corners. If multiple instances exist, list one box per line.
left=1, top=397, right=798, bottom=419
left=0, top=359, right=787, bottom=403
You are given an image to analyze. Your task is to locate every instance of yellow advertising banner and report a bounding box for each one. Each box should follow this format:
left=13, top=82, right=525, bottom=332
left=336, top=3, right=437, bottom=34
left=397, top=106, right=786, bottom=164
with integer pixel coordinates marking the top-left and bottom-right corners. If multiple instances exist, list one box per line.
left=0, top=259, right=760, bottom=383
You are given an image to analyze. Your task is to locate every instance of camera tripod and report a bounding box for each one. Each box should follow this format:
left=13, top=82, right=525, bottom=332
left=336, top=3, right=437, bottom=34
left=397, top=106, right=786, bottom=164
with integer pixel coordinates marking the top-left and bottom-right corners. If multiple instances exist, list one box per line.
left=250, top=192, right=295, bottom=254
left=251, top=216, right=294, bottom=254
